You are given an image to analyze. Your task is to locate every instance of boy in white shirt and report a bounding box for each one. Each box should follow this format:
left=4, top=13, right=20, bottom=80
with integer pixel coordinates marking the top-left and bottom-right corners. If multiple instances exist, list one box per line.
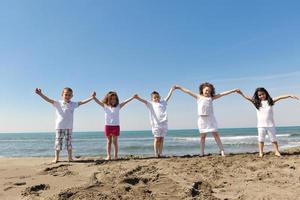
left=35, top=87, right=94, bottom=163
left=135, top=86, right=175, bottom=157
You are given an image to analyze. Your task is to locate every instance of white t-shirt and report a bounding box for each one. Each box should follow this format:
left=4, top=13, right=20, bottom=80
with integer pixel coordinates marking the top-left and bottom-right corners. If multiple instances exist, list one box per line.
left=197, top=97, right=214, bottom=116
left=53, top=100, right=79, bottom=129
left=104, top=105, right=120, bottom=126
left=146, top=100, right=168, bottom=127
left=256, top=100, right=275, bottom=128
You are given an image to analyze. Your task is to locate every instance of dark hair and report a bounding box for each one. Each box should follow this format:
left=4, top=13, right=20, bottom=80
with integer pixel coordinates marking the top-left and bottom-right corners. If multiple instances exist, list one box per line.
left=253, top=87, right=274, bottom=109
left=151, top=91, right=160, bottom=97
left=102, top=91, right=119, bottom=107
left=199, top=82, right=215, bottom=97
left=62, top=87, right=73, bottom=94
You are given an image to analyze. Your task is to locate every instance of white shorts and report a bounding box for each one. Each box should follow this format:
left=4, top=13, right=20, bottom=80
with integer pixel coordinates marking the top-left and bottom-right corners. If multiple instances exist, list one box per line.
left=152, top=124, right=168, bottom=138
left=257, top=127, right=277, bottom=142
left=198, top=115, right=218, bottom=133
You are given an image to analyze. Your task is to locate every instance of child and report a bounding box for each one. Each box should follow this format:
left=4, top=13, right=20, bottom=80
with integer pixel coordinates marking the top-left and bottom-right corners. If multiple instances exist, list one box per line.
left=237, top=88, right=298, bottom=157
left=175, top=83, right=239, bottom=157
left=35, top=87, right=94, bottom=163
left=93, top=91, right=137, bottom=160
left=134, top=86, right=176, bottom=157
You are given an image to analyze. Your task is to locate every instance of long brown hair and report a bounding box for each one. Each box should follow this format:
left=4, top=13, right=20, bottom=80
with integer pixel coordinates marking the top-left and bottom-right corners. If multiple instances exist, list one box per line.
left=102, top=91, right=119, bottom=107
left=253, top=87, right=274, bottom=109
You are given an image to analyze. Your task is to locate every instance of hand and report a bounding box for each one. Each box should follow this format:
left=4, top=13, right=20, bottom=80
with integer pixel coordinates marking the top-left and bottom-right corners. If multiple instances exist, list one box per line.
left=92, top=91, right=96, bottom=98
left=174, top=85, right=181, bottom=89
left=290, top=95, right=299, bottom=100
left=236, top=89, right=242, bottom=94
left=35, top=88, right=42, bottom=95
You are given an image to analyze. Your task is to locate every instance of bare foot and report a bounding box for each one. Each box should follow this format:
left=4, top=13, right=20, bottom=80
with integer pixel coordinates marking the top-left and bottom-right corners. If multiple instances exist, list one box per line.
left=199, top=153, right=204, bottom=157
left=105, top=156, right=111, bottom=160
left=220, top=151, right=226, bottom=157
left=275, top=152, right=282, bottom=157
left=68, top=158, right=74, bottom=162
left=114, top=156, right=118, bottom=160
left=259, top=153, right=264, bottom=158
left=51, top=159, right=58, bottom=163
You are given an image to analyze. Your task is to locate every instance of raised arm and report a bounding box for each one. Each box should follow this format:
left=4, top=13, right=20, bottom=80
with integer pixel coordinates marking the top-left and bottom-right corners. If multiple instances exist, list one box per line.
left=78, top=92, right=94, bottom=106
left=35, top=88, right=55, bottom=104
left=164, top=86, right=176, bottom=102
left=174, top=85, right=199, bottom=99
left=213, top=88, right=239, bottom=100
left=135, top=95, right=148, bottom=105
left=92, top=92, right=105, bottom=107
left=120, top=94, right=137, bottom=109
left=236, top=90, right=254, bottom=103
left=273, top=95, right=299, bottom=104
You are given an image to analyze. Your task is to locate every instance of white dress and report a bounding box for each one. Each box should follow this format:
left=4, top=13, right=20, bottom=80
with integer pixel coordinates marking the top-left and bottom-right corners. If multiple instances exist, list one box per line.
left=197, top=97, right=218, bottom=133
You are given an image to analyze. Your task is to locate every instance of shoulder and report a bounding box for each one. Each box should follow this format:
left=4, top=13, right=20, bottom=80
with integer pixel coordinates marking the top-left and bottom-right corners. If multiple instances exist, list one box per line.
left=53, top=100, right=61, bottom=107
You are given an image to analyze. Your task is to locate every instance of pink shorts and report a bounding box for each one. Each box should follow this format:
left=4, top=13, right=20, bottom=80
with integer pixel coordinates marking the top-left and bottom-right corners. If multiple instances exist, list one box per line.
left=104, top=125, right=120, bottom=137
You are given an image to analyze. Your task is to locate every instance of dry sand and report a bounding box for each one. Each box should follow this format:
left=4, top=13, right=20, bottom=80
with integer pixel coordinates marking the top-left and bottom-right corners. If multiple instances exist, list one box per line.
left=0, top=148, right=300, bottom=200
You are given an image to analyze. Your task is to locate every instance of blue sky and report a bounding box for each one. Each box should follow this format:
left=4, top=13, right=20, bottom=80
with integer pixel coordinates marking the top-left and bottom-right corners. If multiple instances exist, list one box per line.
left=0, top=0, right=300, bottom=132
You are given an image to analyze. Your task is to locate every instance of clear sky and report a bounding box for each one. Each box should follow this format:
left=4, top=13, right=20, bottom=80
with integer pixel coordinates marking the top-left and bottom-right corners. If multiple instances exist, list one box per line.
left=1, top=0, right=300, bottom=133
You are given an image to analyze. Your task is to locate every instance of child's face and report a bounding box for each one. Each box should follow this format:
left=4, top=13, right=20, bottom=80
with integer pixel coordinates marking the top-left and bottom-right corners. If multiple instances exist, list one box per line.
left=110, top=95, right=117, bottom=106
left=202, top=87, right=212, bottom=97
left=257, top=91, right=267, bottom=101
left=152, top=94, right=161, bottom=103
left=62, top=90, right=73, bottom=102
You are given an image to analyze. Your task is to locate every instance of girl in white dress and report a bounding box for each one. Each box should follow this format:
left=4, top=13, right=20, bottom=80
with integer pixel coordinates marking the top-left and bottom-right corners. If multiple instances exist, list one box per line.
left=237, top=88, right=298, bottom=157
left=175, top=83, right=239, bottom=156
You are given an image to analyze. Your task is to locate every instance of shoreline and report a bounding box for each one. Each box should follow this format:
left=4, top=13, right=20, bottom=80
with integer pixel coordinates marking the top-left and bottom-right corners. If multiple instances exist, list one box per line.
left=0, top=145, right=299, bottom=159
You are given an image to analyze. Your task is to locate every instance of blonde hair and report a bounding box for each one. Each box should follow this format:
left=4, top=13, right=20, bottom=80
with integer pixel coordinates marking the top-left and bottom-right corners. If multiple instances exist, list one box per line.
left=102, top=91, right=119, bottom=107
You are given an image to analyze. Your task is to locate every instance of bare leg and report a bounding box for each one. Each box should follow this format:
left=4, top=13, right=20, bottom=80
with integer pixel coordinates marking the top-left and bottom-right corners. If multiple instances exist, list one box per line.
left=272, top=142, right=281, bottom=157
left=112, top=136, right=118, bottom=159
left=67, top=149, right=73, bottom=162
left=159, top=137, right=164, bottom=156
left=154, top=138, right=159, bottom=157
left=106, top=136, right=112, bottom=160
left=212, top=132, right=225, bottom=156
left=53, top=150, right=60, bottom=163
left=200, top=133, right=206, bottom=156
left=259, top=142, right=264, bottom=157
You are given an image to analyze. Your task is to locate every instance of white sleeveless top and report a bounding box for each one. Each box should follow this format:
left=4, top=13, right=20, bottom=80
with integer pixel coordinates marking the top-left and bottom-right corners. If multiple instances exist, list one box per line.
left=256, top=101, right=275, bottom=128
left=104, top=105, right=120, bottom=126
left=197, top=97, right=214, bottom=116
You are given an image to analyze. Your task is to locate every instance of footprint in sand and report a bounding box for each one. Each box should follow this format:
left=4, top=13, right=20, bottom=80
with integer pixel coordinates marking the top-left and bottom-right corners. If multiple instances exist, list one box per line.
left=21, top=184, right=50, bottom=196
left=40, top=164, right=77, bottom=177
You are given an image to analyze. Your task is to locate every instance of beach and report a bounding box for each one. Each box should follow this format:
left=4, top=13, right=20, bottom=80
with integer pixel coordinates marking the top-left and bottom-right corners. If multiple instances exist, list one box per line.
left=0, top=147, right=300, bottom=200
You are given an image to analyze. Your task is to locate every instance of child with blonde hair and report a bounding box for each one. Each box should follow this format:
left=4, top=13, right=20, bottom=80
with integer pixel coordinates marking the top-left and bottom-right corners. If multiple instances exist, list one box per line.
left=93, top=91, right=137, bottom=160
left=35, top=87, right=94, bottom=163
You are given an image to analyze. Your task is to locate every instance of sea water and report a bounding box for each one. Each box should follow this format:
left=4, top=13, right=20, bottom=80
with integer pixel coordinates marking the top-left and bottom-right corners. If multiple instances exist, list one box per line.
left=0, top=127, right=299, bottom=157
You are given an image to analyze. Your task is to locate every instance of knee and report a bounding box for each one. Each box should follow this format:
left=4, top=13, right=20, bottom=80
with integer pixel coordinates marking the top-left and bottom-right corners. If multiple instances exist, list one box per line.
left=200, top=134, right=206, bottom=140
left=212, top=132, right=219, bottom=137
left=113, top=137, right=118, bottom=145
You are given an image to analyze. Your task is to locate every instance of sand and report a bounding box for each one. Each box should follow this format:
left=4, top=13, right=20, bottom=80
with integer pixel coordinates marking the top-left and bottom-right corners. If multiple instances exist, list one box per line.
left=0, top=148, right=300, bottom=200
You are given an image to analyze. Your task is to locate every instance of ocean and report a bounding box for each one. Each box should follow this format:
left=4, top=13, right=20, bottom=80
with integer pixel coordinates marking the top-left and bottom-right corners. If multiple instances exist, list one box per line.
left=0, top=127, right=300, bottom=157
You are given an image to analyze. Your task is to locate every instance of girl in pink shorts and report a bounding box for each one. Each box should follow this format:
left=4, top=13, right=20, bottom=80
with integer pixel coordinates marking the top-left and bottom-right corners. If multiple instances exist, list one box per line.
left=93, top=91, right=137, bottom=160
